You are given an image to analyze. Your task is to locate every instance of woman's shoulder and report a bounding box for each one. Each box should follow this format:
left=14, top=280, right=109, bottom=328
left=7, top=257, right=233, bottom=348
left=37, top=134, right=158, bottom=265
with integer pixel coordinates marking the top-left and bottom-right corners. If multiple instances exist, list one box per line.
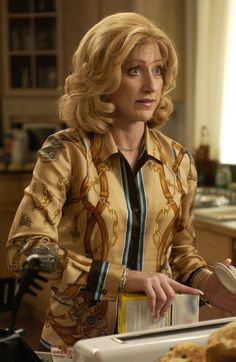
left=37, top=127, right=93, bottom=163
left=150, top=128, right=187, bottom=153
left=53, top=127, right=92, bottom=149
left=149, top=128, right=195, bottom=170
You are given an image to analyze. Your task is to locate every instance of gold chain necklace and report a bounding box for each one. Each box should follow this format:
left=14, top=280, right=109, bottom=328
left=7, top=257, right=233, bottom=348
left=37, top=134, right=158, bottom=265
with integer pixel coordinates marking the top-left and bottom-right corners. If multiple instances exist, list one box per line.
left=117, top=145, right=142, bottom=152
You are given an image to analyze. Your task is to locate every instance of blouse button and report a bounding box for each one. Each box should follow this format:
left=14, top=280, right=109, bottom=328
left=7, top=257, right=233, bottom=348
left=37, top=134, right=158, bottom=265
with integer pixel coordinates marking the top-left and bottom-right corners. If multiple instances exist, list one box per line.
left=133, top=207, right=139, bottom=213
left=102, top=289, right=107, bottom=295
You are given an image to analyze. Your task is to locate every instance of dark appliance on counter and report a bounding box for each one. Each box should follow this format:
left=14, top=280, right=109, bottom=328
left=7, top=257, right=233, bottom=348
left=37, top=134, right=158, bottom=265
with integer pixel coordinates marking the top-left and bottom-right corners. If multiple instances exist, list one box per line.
left=0, top=255, right=49, bottom=361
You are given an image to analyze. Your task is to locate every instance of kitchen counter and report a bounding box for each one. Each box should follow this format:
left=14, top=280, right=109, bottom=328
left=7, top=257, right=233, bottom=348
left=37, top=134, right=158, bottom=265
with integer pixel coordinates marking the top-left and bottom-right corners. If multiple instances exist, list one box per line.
left=194, top=213, right=236, bottom=239
left=0, top=161, right=34, bottom=173
left=194, top=209, right=236, bottom=266
left=194, top=209, right=235, bottom=321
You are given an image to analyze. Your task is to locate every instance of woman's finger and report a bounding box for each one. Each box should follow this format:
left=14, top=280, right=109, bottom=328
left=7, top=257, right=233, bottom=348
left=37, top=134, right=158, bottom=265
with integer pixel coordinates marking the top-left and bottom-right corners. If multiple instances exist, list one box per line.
left=145, top=274, right=175, bottom=319
left=153, top=281, right=175, bottom=317
left=169, top=279, right=203, bottom=296
left=222, top=258, right=232, bottom=267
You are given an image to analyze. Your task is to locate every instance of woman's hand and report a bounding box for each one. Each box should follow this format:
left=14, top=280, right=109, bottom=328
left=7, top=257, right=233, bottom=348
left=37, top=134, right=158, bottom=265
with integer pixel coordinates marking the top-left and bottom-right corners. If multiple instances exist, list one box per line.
left=200, top=258, right=236, bottom=315
left=124, top=270, right=202, bottom=319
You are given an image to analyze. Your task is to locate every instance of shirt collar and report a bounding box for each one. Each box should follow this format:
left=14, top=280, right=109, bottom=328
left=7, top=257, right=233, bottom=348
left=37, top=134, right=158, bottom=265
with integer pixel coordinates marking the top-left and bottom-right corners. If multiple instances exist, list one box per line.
left=145, top=127, right=167, bottom=164
left=97, top=126, right=167, bottom=164
left=95, top=131, right=119, bottom=162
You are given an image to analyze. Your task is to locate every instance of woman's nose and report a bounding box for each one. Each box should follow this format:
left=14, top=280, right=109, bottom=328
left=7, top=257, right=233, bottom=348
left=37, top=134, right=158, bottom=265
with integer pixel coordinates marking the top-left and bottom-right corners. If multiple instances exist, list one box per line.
left=142, top=72, right=157, bottom=92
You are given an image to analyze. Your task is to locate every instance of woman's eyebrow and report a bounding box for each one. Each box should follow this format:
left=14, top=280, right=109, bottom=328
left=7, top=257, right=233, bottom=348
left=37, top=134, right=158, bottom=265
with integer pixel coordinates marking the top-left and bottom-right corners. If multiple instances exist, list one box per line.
left=125, top=58, right=163, bottom=65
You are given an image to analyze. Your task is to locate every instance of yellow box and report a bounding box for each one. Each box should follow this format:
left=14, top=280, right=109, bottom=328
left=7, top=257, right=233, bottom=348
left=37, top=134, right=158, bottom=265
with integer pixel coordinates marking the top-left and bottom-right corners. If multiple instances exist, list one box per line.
left=118, top=293, right=199, bottom=333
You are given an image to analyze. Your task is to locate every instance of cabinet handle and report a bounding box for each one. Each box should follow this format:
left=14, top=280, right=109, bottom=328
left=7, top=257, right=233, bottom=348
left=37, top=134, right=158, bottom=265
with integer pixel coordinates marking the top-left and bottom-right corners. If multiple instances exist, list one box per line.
left=232, top=238, right=236, bottom=266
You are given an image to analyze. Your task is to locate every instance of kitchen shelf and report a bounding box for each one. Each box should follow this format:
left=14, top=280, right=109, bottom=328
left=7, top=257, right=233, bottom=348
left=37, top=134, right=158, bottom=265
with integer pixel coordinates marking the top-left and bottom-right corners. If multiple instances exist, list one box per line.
left=2, top=0, right=62, bottom=94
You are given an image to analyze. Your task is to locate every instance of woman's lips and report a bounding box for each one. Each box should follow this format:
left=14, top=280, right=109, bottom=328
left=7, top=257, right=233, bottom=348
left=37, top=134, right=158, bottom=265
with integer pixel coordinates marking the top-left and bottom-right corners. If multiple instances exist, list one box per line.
left=136, top=99, right=156, bottom=107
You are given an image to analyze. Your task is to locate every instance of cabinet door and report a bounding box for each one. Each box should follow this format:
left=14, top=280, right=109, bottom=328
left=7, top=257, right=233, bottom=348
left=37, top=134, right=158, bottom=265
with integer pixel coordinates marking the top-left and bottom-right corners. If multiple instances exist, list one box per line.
left=0, top=173, right=31, bottom=276
left=1, top=0, right=63, bottom=96
left=195, top=226, right=232, bottom=321
left=195, top=227, right=232, bottom=264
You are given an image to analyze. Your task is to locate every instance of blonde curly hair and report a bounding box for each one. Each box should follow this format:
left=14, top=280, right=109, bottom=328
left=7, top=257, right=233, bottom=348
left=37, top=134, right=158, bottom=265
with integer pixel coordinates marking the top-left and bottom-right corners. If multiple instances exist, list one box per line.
left=59, top=12, right=178, bottom=133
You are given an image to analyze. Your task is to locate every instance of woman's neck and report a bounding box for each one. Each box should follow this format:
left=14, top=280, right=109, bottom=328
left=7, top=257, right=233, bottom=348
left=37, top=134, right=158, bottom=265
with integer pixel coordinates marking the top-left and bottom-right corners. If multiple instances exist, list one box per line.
left=111, top=123, right=145, bottom=172
left=111, top=123, right=145, bottom=151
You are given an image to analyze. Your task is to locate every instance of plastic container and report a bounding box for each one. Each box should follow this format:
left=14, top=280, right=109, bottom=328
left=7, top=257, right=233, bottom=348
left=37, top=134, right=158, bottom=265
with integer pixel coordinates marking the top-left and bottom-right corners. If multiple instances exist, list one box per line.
left=11, top=129, right=28, bottom=164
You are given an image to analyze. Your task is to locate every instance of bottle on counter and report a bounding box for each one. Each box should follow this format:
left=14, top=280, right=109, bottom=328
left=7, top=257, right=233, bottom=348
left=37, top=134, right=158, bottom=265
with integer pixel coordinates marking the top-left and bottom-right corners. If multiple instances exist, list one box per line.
left=195, top=126, right=215, bottom=186
left=195, top=126, right=210, bottom=162
left=215, top=164, right=232, bottom=189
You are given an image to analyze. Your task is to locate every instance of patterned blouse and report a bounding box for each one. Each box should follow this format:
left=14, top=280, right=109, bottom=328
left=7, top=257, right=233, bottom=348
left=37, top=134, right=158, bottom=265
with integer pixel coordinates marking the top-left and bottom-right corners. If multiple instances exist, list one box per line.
left=6, top=126, right=211, bottom=348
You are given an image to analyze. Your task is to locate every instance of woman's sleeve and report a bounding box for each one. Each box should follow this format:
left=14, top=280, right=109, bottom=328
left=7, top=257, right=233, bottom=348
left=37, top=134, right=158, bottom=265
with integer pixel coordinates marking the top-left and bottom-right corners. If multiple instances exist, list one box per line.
left=6, top=134, right=123, bottom=302
left=170, top=152, right=212, bottom=287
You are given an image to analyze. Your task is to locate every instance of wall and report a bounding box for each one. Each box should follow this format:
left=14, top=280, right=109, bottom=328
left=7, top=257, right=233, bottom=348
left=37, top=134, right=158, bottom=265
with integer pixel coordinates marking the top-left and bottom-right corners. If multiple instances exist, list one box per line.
left=134, top=0, right=185, bottom=101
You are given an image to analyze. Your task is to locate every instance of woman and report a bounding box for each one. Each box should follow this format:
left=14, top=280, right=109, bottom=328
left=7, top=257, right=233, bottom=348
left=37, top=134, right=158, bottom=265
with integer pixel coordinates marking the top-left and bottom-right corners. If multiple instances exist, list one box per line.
left=6, top=12, right=236, bottom=350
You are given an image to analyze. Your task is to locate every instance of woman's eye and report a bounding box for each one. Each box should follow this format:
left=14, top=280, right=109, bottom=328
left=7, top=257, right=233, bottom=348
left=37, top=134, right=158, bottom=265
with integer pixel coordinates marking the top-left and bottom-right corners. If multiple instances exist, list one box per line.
left=126, top=65, right=163, bottom=76
left=153, top=65, right=163, bottom=75
left=127, top=67, right=141, bottom=76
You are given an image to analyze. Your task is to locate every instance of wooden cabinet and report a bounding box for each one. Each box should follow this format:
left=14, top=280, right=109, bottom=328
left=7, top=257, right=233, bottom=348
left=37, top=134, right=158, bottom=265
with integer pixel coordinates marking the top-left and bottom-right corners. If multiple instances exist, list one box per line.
left=195, top=227, right=233, bottom=265
left=0, top=171, right=51, bottom=323
left=0, top=0, right=64, bottom=151
left=194, top=219, right=233, bottom=321
left=0, top=172, right=31, bottom=276
left=1, top=0, right=63, bottom=96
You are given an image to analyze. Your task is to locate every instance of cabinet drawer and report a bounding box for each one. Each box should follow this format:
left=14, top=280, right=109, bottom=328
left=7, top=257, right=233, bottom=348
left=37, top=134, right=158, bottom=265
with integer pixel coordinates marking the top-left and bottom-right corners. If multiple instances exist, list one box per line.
left=0, top=173, right=31, bottom=204
left=0, top=175, right=22, bottom=204
left=195, top=227, right=232, bottom=264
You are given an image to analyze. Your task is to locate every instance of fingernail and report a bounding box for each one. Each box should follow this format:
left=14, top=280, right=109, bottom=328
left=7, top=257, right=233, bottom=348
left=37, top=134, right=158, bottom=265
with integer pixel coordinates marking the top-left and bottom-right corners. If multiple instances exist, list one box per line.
left=198, top=290, right=204, bottom=295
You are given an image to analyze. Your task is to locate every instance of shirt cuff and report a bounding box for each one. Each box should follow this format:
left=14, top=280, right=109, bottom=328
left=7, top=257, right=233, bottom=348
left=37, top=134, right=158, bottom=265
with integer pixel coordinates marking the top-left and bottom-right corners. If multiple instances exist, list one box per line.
left=189, top=267, right=213, bottom=290
left=85, top=260, right=123, bottom=301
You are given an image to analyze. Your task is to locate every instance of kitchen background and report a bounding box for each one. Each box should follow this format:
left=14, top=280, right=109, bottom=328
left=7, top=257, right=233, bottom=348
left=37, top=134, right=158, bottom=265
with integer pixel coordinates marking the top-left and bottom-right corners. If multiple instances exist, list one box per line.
left=0, top=0, right=236, bottom=350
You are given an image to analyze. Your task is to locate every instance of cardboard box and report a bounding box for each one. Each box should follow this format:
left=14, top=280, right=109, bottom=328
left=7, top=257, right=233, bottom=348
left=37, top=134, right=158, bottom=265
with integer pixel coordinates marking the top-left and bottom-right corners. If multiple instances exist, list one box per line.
left=118, top=293, right=199, bottom=333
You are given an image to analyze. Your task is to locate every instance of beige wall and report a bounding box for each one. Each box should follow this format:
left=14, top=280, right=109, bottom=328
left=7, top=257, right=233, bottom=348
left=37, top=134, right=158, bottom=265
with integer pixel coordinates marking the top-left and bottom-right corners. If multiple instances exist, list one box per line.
left=134, top=0, right=185, bottom=101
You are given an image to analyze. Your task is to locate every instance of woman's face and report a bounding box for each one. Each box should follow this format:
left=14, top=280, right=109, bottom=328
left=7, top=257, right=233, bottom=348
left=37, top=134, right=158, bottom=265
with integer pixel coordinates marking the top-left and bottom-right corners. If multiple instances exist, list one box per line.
left=110, top=39, right=164, bottom=127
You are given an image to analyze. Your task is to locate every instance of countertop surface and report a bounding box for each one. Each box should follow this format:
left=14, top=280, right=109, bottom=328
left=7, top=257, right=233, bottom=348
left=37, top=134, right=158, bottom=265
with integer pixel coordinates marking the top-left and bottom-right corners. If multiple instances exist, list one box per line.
left=0, top=161, right=34, bottom=173
left=194, top=209, right=236, bottom=238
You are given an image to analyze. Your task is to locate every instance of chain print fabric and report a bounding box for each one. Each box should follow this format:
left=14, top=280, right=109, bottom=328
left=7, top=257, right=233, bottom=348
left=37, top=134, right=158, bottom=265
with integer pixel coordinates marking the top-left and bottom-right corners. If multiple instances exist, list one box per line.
left=6, top=126, right=210, bottom=348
